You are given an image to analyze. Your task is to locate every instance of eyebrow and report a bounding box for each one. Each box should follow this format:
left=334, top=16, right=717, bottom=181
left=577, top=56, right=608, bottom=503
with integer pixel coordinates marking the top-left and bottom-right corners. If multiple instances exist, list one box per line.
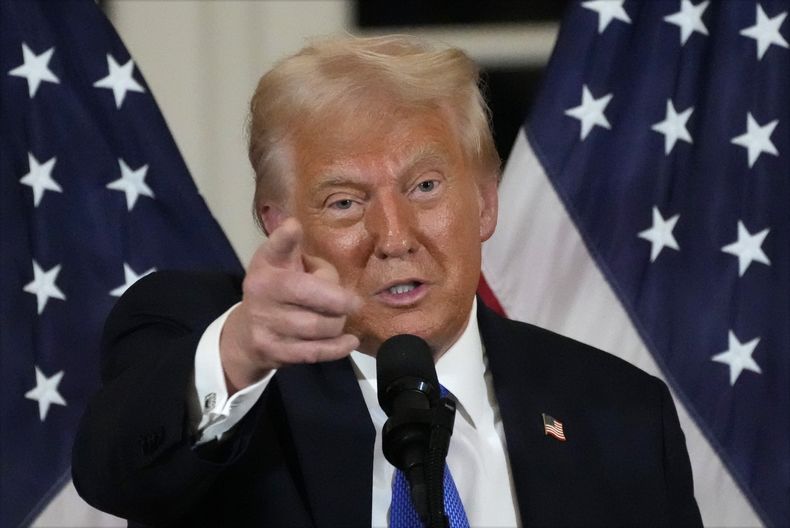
left=313, top=144, right=450, bottom=193
left=398, top=144, right=449, bottom=176
left=311, top=170, right=365, bottom=194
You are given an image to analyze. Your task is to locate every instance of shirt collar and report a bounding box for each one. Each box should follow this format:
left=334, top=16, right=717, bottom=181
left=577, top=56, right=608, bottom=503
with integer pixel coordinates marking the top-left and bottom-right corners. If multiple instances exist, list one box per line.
left=350, top=298, right=487, bottom=429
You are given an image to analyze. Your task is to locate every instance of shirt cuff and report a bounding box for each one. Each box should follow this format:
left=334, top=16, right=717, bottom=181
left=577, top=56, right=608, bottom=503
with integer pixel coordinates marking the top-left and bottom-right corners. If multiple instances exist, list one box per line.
left=192, top=302, right=275, bottom=445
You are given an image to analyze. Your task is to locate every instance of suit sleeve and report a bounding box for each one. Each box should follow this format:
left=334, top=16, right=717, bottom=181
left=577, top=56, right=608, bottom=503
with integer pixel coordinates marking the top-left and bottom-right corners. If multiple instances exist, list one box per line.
left=71, top=271, right=256, bottom=526
left=657, top=380, right=704, bottom=526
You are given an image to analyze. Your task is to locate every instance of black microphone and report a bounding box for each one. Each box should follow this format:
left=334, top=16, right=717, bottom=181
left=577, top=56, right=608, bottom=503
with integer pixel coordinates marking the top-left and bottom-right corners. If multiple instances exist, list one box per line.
left=378, top=333, right=458, bottom=528
left=377, top=334, right=439, bottom=522
left=377, top=334, right=439, bottom=415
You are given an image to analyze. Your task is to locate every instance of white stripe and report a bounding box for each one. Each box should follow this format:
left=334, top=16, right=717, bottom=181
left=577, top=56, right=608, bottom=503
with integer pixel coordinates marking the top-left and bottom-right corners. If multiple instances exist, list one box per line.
left=482, top=130, right=762, bottom=527
left=33, top=479, right=124, bottom=527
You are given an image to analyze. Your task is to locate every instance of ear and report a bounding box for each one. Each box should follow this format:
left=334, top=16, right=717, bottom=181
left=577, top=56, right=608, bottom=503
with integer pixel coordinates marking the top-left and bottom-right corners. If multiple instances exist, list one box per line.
left=478, top=174, right=499, bottom=242
left=259, top=202, right=290, bottom=236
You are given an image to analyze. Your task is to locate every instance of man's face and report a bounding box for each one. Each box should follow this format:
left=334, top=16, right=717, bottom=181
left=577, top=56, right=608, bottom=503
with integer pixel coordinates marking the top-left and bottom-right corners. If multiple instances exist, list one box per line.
left=285, top=106, right=498, bottom=357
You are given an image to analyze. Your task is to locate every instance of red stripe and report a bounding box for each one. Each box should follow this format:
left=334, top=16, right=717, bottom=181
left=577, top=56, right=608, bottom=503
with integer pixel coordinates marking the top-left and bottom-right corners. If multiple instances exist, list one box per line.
left=546, top=430, right=567, bottom=441
left=478, top=274, right=507, bottom=317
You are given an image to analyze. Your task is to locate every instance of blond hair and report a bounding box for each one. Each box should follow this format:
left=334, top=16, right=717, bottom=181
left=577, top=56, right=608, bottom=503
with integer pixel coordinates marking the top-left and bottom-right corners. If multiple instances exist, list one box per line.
left=247, top=34, right=500, bottom=228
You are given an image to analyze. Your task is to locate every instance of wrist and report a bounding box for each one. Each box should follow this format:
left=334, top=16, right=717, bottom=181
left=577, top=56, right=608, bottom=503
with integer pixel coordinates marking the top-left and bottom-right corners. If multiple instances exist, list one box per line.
left=219, top=307, right=274, bottom=395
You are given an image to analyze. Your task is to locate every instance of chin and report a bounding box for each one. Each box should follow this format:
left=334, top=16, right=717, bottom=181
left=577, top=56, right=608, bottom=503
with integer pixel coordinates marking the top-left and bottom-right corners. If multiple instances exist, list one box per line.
left=351, top=309, right=462, bottom=357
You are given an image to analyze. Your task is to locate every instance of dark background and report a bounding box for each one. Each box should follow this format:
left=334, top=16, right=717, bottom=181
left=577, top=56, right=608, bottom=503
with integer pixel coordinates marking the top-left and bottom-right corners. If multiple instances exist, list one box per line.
left=356, top=1, right=570, bottom=26
left=355, top=1, right=574, bottom=161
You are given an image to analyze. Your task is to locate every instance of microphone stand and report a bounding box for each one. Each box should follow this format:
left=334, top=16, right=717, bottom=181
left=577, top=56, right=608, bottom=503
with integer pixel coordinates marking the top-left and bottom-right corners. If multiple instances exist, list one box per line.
left=425, top=397, right=456, bottom=528
left=381, top=395, right=457, bottom=528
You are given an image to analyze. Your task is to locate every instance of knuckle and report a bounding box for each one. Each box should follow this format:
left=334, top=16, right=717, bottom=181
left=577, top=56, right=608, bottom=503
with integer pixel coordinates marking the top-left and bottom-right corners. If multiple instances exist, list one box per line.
left=253, top=268, right=293, bottom=303
left=330, top=316, right=346, bottom=336
left=267, top=311, right=293, bottom=337
left=302, top=348, right=322, bottom=364
left=289, top=279, right=315, bottom=306
left=285, top=279, right=305, bottom=302
left=243, top=267, right=275, bottom=297
left=304, top=313, right=323, bottom=336
left=249, top=325, right=274, bottom=352
left=241, top=273, right=258, bottom=295
left=297, top=312, right=329, bottom=338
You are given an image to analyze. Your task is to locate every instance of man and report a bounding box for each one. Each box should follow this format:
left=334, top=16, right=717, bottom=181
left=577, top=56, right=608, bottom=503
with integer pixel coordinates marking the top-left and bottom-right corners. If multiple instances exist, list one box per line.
left=73, top=35, right=702, bottom=527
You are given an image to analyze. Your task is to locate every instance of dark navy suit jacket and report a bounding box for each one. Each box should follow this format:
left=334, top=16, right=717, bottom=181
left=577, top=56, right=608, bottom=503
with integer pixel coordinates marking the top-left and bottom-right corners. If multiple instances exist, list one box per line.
left=72, top=271, right=702, bottom=527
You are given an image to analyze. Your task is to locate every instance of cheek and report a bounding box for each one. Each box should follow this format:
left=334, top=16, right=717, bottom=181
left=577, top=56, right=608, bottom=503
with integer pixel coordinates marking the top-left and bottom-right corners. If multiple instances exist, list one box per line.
left=418, top=191, right=483, bottom=264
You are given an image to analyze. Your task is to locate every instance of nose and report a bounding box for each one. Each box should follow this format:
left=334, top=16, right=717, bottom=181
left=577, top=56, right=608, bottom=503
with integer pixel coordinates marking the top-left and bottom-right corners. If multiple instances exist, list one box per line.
left=367, top=193, right=417, bottom=259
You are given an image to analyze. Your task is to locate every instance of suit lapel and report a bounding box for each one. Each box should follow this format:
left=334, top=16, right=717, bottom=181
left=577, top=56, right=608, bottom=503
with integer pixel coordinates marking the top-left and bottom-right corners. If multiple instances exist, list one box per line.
left=272, top=304, right=573, bottom=526
left=276, top=359, right=375, bottom=528
left=477, top=303, right=571, bottom=524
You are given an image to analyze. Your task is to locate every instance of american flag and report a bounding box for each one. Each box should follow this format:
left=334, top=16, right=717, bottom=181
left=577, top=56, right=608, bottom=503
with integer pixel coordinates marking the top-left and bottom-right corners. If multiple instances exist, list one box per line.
left=0, top=1, right=242, bottom=526
left=542, top=413, right=566, bottom=442
left=481, top=1, right=788, bottom=526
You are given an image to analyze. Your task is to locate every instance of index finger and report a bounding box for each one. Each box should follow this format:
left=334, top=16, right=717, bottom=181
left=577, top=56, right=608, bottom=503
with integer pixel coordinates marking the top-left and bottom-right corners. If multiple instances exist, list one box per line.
left=262, top=218, right=304, bottom=271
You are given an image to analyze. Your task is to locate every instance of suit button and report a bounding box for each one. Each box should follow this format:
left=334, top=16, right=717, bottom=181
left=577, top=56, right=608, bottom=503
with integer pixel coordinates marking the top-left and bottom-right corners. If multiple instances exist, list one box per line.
left=140, top=427, right=164, bottom=456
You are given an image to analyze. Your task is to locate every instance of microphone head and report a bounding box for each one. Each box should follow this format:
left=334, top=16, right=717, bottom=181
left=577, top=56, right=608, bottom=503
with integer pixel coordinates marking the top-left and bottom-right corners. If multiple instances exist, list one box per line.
left=377, top=334, right=439, bottom=415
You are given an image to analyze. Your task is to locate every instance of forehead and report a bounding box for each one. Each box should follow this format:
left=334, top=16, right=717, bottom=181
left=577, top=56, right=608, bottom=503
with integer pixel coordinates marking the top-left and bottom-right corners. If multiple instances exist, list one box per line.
left=290, top=105, right=465, bottom=182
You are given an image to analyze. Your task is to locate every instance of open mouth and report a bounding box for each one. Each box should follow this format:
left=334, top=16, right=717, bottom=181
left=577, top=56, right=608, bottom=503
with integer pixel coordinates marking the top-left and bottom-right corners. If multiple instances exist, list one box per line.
left=376, top=280, right=428, bottom=306
left=387, top=282, right=420, bottom=295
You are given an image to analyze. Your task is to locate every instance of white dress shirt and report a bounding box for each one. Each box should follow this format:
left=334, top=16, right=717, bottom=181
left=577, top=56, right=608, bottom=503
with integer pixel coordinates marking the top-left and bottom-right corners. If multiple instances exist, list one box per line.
left=190, top=299, right=521, bottom=527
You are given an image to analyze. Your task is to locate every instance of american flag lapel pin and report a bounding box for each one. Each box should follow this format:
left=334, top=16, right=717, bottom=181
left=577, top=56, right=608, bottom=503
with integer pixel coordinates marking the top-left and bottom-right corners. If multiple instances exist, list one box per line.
left=542, top=413, right=567, bottom=442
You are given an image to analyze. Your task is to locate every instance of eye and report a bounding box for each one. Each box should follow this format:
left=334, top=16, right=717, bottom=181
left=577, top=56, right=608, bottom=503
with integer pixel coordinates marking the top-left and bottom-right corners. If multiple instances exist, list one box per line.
left=325, top=195, right=364, bottom=219
left=410, top=177, right=442, bottom=200
left=331, top=199, right=354, bottom=210
left=417, top=180, right=436, bottom=192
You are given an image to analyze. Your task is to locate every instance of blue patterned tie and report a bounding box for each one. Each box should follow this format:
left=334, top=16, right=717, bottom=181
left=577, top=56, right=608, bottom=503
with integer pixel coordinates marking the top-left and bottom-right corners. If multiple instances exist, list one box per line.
left=389, top=386, right=470, bottom=528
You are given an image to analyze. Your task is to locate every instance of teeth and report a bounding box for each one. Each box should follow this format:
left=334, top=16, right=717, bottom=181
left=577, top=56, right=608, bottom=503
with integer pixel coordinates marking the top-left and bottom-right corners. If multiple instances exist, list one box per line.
left=388, top=283, right=416, bottom=295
